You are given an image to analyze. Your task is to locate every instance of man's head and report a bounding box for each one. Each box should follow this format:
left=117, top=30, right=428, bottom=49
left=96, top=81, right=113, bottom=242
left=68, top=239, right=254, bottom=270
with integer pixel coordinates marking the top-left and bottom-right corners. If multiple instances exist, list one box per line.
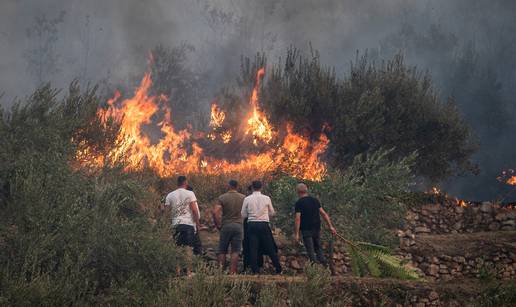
left=296, top=183, right=308, bottom=197
left=228, top=179, right=238, bottom=191
left=177, top=175, right=188, bottom=188
left=251, top=180, right=262, bottom=191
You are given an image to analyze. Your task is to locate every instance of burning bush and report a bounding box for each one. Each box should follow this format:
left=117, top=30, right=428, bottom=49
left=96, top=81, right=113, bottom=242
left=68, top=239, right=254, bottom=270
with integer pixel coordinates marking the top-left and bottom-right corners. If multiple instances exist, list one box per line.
left=250, top=49, right=477, bottom=183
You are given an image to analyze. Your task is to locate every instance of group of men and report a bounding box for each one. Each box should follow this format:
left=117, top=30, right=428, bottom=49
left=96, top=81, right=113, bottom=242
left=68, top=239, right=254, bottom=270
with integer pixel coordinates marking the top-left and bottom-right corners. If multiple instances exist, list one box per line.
left=164, top=175, right=337, bottom=275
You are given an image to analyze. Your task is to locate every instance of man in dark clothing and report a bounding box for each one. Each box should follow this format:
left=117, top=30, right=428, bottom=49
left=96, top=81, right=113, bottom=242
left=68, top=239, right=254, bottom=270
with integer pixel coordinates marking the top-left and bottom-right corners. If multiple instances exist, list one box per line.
left=294, top=183, right=336, bottom=264
left=213, top=180, right=245, bottom=274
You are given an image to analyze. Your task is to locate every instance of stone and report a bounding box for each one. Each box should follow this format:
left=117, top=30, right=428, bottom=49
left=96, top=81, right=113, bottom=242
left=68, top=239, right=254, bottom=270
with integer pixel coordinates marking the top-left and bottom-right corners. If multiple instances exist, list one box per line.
left=488, top=222, right=500, bottom=230
left=290, top=259, right=302, bottom=270
left=441, top=255, right=452, bottom=261
left=428, top=264, right=439, bottom=276
left=453, top=256, right=466, bottom=263
left=422, top=203, right=441, bottom=213
left=441, top=273, right=454, bottom=281
left=452, top=221, right=463, bottom=230
left=415, top=226, right=431, bottom=233
left=428, top=291, right=439, bottom=301
left=480, top=202, right=492, bottom=213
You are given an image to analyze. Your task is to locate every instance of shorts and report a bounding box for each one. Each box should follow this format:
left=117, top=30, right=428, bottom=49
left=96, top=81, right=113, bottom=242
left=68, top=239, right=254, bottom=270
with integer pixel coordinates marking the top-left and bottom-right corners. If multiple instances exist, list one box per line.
left=174, top=224, right=195, bottom=247
left=218, top=223, right=242, bottom=253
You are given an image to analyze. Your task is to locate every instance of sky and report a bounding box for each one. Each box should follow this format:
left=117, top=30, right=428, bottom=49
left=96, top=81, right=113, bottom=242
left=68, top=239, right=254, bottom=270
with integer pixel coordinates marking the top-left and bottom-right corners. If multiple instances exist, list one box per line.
left=1, top=0, right=515, bottom=200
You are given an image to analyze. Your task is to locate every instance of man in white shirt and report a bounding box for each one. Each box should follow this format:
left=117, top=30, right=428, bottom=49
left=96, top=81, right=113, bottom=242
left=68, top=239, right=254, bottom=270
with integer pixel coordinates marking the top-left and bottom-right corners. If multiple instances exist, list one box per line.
left=164, top=175, right=200, bottom=275
left=241, top=180, right=282, bottom=274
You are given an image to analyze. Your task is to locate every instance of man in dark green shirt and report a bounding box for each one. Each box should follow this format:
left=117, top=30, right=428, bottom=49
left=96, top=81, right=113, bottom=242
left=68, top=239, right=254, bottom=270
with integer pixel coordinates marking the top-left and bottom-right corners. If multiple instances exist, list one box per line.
left=213, top=180, right=245, bottom=274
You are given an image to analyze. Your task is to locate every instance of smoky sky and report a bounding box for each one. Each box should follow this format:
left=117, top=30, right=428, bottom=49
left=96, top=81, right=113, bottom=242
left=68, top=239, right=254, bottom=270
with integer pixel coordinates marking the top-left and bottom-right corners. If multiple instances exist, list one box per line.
left=1, top=0, right=515, bottom=200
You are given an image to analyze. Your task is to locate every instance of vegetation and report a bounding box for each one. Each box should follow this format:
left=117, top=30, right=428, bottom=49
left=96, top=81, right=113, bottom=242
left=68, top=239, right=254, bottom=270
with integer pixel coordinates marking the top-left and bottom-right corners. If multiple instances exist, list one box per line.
left=0, top=84, right=182, bottom=305
left=269, top=149, right=416, bottom=246
left=219, top=50, right=477, bottom=183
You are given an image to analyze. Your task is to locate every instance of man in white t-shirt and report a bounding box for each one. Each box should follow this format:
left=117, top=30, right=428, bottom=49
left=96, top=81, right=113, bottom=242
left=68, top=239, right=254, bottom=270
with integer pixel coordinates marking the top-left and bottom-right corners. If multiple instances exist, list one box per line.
left=164, top=175, right=200, bottom=275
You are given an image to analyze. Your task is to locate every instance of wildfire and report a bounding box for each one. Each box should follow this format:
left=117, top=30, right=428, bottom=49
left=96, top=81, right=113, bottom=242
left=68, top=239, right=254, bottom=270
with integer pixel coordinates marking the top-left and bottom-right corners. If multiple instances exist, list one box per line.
left=221, top=131, right=232, bottom=144
left=430, top=187, right=441, bottom=195
left=79, top=68, right=328, bottom=181
left=245, top=68, right=274, bottom=146
left=209, top=103, right=225, bottom=128
left=497, top=169, right=516, bottom=186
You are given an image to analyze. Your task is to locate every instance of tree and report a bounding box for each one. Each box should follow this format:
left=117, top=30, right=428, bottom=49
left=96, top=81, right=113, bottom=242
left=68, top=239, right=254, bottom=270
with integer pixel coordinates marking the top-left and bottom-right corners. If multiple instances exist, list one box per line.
left=238, top=49, right=477, bottom=182
left=150, top=44, right=205, bottom=130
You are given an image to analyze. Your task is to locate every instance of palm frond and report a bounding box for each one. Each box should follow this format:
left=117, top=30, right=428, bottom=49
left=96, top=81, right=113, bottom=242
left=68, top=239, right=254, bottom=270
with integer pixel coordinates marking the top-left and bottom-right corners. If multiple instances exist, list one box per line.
left=335, top=233, right=420, bottom=280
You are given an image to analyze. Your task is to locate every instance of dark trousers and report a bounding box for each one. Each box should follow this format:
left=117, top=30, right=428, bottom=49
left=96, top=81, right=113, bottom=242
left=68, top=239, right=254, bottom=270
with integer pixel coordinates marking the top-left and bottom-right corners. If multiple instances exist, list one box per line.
left=193, top=232, right=202, bottom=255
left=247, top=222, right=282, bottom=274
left=302, top=229, right=326, bottom=264
left=243, top=218, right=264, bottom=270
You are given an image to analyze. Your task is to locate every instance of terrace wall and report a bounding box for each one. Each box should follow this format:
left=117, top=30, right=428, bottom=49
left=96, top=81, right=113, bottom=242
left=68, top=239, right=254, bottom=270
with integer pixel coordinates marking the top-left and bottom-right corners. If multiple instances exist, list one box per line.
left=398, top=199, right=516, bottom=281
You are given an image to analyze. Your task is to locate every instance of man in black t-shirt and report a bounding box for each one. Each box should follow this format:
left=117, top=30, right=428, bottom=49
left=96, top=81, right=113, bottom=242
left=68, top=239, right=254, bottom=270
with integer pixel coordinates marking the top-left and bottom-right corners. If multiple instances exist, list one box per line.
left=294, top=183, right=337, bottom=264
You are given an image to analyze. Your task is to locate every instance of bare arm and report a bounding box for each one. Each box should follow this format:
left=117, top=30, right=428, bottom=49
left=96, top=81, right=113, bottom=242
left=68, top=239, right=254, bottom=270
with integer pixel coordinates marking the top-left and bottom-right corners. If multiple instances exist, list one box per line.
left=190, top=201, right=201, bottom=228
left=268, top=198, right=275, bottom=216
left=319, top=207, right=337, bottom=235
left=213, top=202, right=222, bottom=229
left=294, top=212, right=301, bottom=241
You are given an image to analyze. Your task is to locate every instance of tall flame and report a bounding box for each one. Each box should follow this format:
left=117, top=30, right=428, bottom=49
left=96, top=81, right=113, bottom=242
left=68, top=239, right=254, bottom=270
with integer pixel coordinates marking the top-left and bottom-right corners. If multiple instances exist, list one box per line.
left=245, top=68, right=274, bottom=146
left=79, top=69, right=328, bottom=181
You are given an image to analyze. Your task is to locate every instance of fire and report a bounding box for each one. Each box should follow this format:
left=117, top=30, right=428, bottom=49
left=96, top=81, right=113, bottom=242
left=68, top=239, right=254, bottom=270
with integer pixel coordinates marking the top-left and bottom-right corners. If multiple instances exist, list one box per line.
left=245, top=68, right=274, bottom=146
left=457, top=199, right=467, bottom=208
left=430, top=187, right=441, bottom=195
left=79, top=68, right=328, bottom=181
left=221, top=131, right=232, bottom=144
left=497, top=169, right=516, bottom=186
left=209, top=103, right=225, bottom=128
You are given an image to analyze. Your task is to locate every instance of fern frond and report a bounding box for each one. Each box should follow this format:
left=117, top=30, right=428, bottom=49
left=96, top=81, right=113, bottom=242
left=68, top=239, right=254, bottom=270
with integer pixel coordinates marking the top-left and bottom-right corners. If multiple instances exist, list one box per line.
left=336, top=233, right=420, bottom=280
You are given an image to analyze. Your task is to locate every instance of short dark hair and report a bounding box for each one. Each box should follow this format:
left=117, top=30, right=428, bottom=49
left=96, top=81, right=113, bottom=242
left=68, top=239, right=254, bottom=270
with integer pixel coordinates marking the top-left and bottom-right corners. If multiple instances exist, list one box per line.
left=186, top=185, right=193, bottom=191
left=177, top=176, right=187, bottom=186
left=251, top=180, right=262, bottom=191
left=228, top=179, right=238, bottom=189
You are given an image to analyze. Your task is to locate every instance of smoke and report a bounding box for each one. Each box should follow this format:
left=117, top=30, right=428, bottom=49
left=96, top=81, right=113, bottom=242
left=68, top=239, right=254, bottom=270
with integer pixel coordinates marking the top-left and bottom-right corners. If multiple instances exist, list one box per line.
left=1, top=0, right=515, bottom=200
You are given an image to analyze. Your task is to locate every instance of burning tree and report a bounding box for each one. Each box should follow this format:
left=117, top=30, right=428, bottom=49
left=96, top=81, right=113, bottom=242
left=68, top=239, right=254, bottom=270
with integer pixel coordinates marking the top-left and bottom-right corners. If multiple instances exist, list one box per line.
left=78, top=66, right=329, bottom=182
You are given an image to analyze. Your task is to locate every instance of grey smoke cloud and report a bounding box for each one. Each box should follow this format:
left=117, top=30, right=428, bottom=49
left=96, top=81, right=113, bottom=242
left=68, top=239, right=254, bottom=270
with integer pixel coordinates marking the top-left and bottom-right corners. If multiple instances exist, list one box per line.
left=1, top=0, right=515, bottom=200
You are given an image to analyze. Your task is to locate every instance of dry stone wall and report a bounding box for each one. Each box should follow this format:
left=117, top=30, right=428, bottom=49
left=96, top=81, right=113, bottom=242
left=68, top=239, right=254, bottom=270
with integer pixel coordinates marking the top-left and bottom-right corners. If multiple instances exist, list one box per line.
left=402, top=200, right=516, bottom=236
left=398, top=199, right=516, bottom=281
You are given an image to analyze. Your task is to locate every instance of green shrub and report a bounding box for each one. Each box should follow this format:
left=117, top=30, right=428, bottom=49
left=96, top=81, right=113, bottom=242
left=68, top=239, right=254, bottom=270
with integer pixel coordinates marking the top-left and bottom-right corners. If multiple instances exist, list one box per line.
left=475, top=283, right=516, bottom=307
left=288, top=263, right=351, bottom=307
left=269, top=148, right=415, bottom=246
left=0, top=83, right=183, bottom=305
left=231, top=49, right=477, bottom=183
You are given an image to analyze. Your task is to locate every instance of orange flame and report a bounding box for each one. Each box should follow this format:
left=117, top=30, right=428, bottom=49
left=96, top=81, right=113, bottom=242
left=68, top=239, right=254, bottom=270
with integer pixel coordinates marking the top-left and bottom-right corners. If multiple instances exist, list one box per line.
left=245, top=68, right=274, bottom=146
left=209, top=103, right=225, bottom=128
left=80, top=70, right=328, bottom=181
left=507, top=176, right=516, bottom=186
